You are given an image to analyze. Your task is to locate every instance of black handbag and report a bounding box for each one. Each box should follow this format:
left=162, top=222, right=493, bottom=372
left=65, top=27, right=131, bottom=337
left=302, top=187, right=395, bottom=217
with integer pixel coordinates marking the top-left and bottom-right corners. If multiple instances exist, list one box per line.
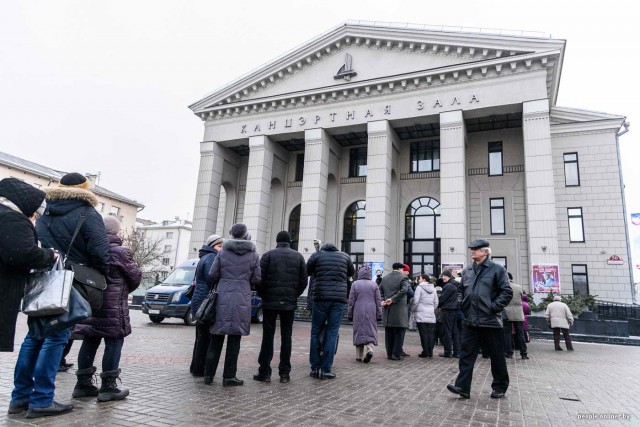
left=27, top=287, right=92, bottom=341
left=195, top=286, right=218, bottom=325
left=45, top=206, right=107, bottom=311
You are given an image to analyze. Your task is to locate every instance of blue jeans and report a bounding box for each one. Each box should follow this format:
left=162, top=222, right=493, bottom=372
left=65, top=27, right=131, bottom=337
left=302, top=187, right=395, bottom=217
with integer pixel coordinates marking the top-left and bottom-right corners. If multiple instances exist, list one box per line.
left=11, top=328, right=71, bottom=409
left=309, top=301, right=345, bottom=372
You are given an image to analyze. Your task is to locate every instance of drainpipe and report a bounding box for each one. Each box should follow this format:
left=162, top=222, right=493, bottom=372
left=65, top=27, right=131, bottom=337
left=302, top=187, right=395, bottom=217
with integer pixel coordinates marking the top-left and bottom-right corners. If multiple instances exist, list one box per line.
left=615, top=120, right=635, bottom=303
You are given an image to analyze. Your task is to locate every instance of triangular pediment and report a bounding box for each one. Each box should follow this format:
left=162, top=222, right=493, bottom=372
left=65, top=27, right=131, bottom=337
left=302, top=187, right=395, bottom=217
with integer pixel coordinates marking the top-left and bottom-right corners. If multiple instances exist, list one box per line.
left=190, top=21, right=565, bottom=119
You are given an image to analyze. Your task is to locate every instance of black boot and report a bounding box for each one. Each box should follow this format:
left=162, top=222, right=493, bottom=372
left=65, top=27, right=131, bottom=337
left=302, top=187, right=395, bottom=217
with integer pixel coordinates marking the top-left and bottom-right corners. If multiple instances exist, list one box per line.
left=97, top=369, right=129, bottom=402
left=72, top=366, right=99, bottom=398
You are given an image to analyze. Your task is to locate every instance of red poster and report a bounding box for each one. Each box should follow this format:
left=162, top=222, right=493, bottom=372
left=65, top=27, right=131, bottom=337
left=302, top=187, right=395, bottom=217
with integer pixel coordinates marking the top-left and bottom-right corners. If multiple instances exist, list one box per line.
left=532, top=264, right=560, bottom=294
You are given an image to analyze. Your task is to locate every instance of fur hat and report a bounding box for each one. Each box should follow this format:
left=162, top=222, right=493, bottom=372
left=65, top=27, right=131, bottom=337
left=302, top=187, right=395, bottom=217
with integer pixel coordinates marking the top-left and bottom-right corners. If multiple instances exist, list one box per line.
left=0, top=178, right=46, bottom=217
left=229, top=223, right=251, bottom=240
left=103, top=215, right=121, bottom=235
left=276, top=230, right=291, bottom=243
left=59, top=172, right=89, bottom=189
left=205, top=234, right=224, bottom=247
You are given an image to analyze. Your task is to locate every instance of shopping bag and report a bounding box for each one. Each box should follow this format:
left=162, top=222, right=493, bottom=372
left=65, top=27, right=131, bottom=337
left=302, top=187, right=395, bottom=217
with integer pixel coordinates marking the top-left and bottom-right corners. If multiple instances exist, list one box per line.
left=27, top=287, right=92, bottom=341
left=195, top=288, right=218, bottom=325
left=22, top=257, right=73, bottom=317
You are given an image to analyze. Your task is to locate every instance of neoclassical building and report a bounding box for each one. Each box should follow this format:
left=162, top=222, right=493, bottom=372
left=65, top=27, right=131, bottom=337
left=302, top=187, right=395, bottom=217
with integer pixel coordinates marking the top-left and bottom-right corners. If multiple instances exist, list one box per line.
left=187, top=22, right=633, bottom=302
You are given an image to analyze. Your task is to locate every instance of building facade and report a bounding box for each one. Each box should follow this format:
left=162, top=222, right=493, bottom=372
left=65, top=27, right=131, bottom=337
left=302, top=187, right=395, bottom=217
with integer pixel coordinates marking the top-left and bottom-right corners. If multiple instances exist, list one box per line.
left=0, top=151, right=144, bottom=231
left=187, top=22, right=633, bottom=302
left=137, top=218, right=192, bottom=277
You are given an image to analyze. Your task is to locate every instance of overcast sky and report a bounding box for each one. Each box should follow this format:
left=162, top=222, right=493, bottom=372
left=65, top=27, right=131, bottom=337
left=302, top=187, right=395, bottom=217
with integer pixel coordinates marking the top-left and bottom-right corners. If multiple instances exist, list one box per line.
left=1, top=0, right=637, bottom=227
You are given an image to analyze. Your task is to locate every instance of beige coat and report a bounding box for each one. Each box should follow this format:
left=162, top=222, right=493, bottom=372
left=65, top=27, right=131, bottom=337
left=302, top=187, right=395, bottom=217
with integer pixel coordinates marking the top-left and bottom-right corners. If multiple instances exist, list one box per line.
left=503, top=283, right=524, bottom=321
left=545, top=301, right=574, bottom=329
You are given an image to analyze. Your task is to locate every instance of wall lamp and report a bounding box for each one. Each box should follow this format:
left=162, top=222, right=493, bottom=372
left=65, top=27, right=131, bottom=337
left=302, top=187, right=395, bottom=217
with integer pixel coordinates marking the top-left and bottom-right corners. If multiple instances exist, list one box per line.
left=541, top=246, right=547, bottom=253
left=371, top=247, right=376, bottom=253
left=449, top=246, right=455, bottom=253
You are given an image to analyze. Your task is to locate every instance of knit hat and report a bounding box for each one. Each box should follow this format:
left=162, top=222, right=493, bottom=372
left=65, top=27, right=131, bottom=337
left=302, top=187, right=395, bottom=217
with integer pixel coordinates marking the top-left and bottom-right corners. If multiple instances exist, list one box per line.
left=103, top=215, right=121, bottom=235
left=553, top=295, right=561, bottom=301
left=229, top=223, right=251, bottom=240
left=59, top=172, right=89, bottom=189
left=402, top=264, right=410, bottom=272
left=0, top=178, right=46, bottom=217
left=205, top=234, right=224, bottom=247
left=276, top=230, right=291, bottom=244
left=392, top=262, right=405, bottom=270
left=441, top=270, right=453, bottom=279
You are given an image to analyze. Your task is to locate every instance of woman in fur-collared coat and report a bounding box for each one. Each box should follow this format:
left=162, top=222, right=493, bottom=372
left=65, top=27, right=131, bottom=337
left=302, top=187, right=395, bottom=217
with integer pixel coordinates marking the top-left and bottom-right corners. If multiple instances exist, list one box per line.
left=203, top=223, right=260, bottom=387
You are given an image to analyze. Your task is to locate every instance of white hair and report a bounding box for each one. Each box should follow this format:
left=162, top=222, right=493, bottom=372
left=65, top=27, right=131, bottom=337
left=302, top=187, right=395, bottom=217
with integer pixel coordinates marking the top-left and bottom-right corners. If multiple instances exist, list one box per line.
left=482, top=247, right=492, bottom=256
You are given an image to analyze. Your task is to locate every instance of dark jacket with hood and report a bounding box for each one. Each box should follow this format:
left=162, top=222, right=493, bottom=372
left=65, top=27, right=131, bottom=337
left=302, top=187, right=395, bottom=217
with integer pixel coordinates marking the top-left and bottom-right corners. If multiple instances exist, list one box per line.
left=438, top=280, right=459, bottom=310
left=306, top=243, right=354, bottom=304
left=74, top=234, right=142, bottom=338
left=191, top=245, right=218, bottom=314
left=459, top=258, right=513, bottom=328
left=36, top=187, right=109, bottom=275
left=0, top=178, right=56, bottom=351
left=256, top=242, right=307, bottom=311
left=207, top=239, right=261, bottom=336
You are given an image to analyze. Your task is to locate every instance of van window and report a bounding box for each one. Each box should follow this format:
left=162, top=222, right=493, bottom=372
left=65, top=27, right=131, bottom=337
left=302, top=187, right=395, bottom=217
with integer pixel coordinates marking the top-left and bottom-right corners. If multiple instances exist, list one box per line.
left=161, top=267, right=196, bottom=286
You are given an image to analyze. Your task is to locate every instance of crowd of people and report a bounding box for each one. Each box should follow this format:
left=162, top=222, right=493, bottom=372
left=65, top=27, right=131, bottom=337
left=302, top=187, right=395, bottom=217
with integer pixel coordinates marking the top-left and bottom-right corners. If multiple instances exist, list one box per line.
left=1, top=174, right=577, bottom=418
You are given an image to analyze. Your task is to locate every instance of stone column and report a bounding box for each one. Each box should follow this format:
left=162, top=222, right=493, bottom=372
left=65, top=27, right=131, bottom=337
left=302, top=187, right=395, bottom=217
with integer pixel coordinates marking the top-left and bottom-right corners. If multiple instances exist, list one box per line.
left=523, top=99, right=560, bottom=270
left=439, top=110, right=468, bottom=269
left=299, top=128, right=331, bottom=260
left=365, top=120, right=395, bottom=272
left=189, top=141, right=225, bottom=254
left=244, top=135, right=274, bottom=255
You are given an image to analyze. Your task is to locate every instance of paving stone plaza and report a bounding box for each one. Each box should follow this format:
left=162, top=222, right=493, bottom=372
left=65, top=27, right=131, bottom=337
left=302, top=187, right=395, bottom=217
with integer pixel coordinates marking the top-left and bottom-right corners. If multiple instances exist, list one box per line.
left=1, top=310, right=638, bottom=426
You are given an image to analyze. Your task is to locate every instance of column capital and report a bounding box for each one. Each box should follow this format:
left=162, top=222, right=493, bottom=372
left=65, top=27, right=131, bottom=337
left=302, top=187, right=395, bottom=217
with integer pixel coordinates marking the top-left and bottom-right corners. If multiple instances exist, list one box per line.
left=523, top=99, right=550, bottom=116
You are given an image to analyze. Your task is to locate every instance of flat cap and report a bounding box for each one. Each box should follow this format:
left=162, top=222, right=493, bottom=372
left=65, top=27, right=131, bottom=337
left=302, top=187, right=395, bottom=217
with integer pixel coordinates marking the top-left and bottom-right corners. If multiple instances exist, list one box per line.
left=468, top=239, right=490, bottom=249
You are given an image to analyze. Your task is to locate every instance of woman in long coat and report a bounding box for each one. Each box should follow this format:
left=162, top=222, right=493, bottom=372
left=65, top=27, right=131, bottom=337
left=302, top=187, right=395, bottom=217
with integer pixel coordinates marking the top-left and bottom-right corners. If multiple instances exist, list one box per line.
left=204, top=223, right=260, bottom=386
left=411, top=274, right=438, bottom=358
left=72, top=215, right=142, bottom=402
left=347, top=266, right=382, bottom=363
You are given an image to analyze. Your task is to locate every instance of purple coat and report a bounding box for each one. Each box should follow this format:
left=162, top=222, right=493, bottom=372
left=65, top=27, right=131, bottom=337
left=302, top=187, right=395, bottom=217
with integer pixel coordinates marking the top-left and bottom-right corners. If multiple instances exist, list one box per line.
left=207, top=239, right=260, bottom=336
left=74, top=235, right=142, bottom=338
left=347, top=266, right=382, bottom=346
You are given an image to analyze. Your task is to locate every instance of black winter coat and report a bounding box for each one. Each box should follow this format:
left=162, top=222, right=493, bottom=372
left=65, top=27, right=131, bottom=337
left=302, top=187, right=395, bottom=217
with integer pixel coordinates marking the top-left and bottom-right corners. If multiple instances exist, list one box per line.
left=191, top=245, right=218, bottom=314
left=74, top=235, right=142, bottom=338
left=438, top=281, right=459, bottom=310
left=306, top=243, right=354, bottom=304
left=36, top=187, right=109, bottom=275
left=459, top=258, right=513, bottom=328
left=256, top=242, right=307, bottom=311
left=0, top=205, right=56, bottom=351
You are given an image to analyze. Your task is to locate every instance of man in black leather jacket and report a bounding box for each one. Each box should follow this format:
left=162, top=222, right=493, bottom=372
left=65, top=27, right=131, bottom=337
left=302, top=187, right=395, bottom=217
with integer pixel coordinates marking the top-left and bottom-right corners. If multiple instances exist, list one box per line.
left=447, top=239, right=513, bottom=400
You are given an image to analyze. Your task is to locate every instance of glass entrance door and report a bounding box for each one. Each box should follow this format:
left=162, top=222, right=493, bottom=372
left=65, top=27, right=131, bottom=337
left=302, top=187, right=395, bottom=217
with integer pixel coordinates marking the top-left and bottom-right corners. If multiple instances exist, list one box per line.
left=404, top=197, right=441, bottom=277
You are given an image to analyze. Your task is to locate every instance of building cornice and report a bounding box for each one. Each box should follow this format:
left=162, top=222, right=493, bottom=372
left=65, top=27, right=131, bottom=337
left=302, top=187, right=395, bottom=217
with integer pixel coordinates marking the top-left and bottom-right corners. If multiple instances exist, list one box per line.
left=190, top=22, right=564, bottom=119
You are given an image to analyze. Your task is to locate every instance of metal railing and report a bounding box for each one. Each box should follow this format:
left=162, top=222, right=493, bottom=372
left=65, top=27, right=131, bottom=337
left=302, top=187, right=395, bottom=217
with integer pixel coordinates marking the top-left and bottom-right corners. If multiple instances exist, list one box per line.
left=595, top=300, right=640, bottom=320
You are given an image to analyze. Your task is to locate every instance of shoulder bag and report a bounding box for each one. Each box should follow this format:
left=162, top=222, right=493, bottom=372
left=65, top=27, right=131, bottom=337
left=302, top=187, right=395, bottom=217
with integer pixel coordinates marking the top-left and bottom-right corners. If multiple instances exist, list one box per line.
left=27, top=286, right=92, bottom=341
left=195, top=285, right=218, bottom=325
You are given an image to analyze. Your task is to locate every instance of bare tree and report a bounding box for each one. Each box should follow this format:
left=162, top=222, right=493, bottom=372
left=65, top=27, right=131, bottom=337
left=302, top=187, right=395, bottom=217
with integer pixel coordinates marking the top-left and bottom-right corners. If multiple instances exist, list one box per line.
left=122, top=228, right=168, bottom=289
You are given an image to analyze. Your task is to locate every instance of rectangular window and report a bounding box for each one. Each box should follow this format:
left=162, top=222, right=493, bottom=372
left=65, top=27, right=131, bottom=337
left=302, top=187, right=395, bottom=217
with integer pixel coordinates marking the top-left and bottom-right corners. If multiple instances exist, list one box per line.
left=164, top=245, right=172, bottom=252
left=33, top=183, right=42, bottom=189
left=568, top=208, right=585, bottom=242
left=349, top=147, right=367, bottom=177
left=572, top=264, right=589, bottom=296
left=165, top=232, right=173, bottom=239
left=563, top=152, right=580, bottom=186
left=410, top=140, right=440, bottom=172
left=490, top=198, right=505, bottom=234
left=162, top=258, right=170, bottom=266
left=488, top=141, right=503, bottom=176
left=295, top=153, right=305, bottom=182
left=98, top=202, right=105, bottom=213
left=110, top=206, right=120, bottom=216
left=493, top=257, right=507, bottom=270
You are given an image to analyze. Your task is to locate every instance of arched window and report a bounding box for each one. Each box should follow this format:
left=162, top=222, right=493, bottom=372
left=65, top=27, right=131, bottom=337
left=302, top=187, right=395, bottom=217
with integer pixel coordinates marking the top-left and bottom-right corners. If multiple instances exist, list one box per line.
left=404, top=197, right=441, bottom=276
left=288, top=204, right=301, bottom=251
left=342, top=200, right=366, bottom=271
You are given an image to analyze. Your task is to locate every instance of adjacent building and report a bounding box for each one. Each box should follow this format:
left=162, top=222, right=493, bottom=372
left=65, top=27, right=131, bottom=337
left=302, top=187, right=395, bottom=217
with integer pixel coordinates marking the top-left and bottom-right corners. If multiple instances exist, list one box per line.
left=137, top=218, right=192, bottom=278
left=0, top=150, right=144, bottom=232
left=187, top=21, right=633, bottom=302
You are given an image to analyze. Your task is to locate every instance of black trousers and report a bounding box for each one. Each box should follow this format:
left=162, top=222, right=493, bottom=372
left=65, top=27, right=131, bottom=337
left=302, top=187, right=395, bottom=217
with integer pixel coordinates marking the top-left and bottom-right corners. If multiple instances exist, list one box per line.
left=503, top=320, right=527, bottom=356
left=258, top=309, right=295, bottom=377
left=442, top=310, right=460, bottom=356
left=416, top=323, right=436, bottom=357
left=190, top=322, right=211, bottom=376
left=384, top=327, right=406, bottom=358
left=204, top=334, right=242, bottom=379
left=77, top=336, right=124, bottom=372
left=553, top=328, right=574, bottom=350
left=455, top=325, right=509, bottom=394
